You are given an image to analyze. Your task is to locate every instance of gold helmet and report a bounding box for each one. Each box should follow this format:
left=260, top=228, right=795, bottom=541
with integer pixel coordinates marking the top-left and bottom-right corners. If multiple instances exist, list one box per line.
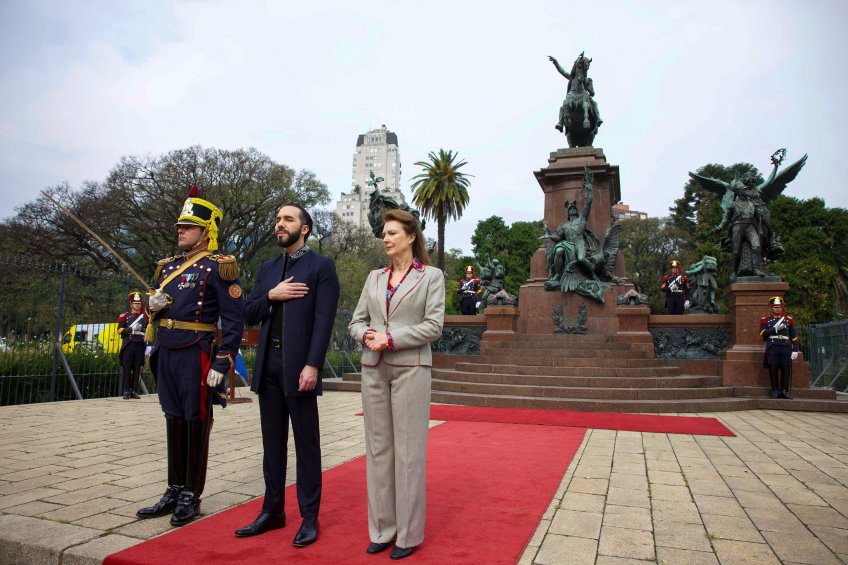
left=768, top=296, right=786, bottom=314
left=175, top=185, right=223, bottom=252
left=670, top=259, right=681, bottom=269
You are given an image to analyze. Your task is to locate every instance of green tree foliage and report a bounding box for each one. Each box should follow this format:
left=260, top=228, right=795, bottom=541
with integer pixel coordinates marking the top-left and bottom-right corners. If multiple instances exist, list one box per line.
left=470, top=216, right=544, bottom=297
left=771, top=258, right=837, bottom=324
left=0, top=146, right=331, bottom=286
left=411, top=149, right=471, bottom=271
left=470, top=216, right=509, bottom=261
left=618, top=217, right=693, bottom=313
left=769, top=196, right=848, bottom=318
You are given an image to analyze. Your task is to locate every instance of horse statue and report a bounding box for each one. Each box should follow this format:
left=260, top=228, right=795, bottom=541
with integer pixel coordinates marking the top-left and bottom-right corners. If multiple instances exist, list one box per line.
left=366, top=170, right=426, bottom=237
left=549, top=52, right=602, bottom=148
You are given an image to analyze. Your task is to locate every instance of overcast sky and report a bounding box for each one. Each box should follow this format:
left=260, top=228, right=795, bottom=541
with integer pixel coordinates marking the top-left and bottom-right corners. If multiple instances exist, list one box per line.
left=1, top=0, right=845, bottom=255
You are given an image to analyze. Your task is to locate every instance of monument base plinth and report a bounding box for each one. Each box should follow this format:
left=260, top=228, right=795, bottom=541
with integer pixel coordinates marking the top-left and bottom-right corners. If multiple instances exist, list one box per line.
left=720, top=281, right=810, bottom=388
left=516, top=281, right=635, bottom=335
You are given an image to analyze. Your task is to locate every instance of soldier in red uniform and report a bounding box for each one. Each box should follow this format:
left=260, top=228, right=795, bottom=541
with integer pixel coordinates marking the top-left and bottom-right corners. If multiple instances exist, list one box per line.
left=661, top=259, right=690, bottom=314
left=759, top=296, right=799, bottom=399
left=136, top=187, right=244, bottom=527
left=117, top=290, right=149, bottom=399
left=457, top=265, right=481, bottom=315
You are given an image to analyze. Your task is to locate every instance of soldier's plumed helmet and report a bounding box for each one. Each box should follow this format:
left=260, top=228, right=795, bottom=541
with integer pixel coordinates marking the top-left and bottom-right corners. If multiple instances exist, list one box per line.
left=465, top=265, right=475, bottom=274
left=768, top=296, right=783, bottom=307
left=128, top=290, right=143, bottom=303
left=175, top=185, right=223, bottom=252
left=670, top=259, right=681, bottom=269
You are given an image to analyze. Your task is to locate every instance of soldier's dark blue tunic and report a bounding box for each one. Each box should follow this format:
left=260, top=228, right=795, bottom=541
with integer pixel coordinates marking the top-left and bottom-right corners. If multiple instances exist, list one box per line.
left=151, top=253, right=244, bottom=421
left=759, top=314, right=799, bottom=366
left=661, top=273, right=689, bottom=315
left=118, top=311, right=148, bottom=369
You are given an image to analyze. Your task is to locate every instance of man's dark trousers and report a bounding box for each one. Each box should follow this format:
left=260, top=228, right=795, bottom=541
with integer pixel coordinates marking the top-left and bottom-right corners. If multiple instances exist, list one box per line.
left=259, top=347, right=321, bottom=518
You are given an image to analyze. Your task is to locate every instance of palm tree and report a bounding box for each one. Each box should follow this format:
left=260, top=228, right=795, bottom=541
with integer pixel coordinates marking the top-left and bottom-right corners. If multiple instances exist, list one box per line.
left=410, top=149, right=471, bottom=271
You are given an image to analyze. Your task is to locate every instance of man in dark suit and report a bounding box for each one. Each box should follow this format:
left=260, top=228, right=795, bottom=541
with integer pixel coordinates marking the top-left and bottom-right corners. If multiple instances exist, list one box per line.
left=235, top=203, right=340, bottom=547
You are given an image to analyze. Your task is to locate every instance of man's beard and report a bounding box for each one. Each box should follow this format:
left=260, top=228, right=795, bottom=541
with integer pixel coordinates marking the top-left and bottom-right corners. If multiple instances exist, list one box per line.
left=276, top=229, right=301, bottom=249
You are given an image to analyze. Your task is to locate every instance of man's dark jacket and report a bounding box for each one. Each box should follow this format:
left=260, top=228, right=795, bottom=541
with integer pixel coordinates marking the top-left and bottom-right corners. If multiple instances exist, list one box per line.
left=244, top=249, right=340, bottom=396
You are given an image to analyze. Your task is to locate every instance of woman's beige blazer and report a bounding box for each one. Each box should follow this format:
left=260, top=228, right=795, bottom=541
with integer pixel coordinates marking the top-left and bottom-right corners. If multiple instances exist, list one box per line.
left=349, top=264, right=445, bottom=367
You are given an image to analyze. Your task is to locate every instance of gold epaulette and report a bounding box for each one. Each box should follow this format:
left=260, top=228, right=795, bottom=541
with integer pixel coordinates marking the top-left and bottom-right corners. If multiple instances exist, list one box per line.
left=210, top=254, right=240, bottom=281
left=152, top=255, right=180, bottom=282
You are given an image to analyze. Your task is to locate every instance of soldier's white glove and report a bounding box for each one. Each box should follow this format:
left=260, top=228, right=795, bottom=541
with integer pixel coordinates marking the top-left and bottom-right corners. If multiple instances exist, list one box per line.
left=144, top=345, right=152, bottom=356
left=791, top=352, right=799, bottom=361
left=207, top=369, right=225, bottom=387
left=148, top=291, right=171, bottom=312
left=475, top=302, right=481, bottom=309
left=684, top=300, right=691, bottom=310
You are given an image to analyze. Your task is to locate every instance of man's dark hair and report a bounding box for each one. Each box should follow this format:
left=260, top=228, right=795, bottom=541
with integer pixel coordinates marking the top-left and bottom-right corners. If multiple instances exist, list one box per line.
left=282, top=202, right=313, bottom=242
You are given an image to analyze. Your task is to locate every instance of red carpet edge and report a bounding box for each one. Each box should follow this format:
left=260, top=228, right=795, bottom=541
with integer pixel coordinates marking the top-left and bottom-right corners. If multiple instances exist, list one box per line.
left=105, top=420, right=585, bottom=565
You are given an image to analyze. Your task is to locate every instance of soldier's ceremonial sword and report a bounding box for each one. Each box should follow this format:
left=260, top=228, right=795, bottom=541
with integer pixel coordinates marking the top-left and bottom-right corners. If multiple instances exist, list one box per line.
left=40, top=191, right=153, bottom=293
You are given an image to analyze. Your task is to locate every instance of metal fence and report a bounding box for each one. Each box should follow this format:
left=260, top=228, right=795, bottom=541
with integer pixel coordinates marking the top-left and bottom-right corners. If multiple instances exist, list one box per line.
left=0, top=254, right=361, bottom=406
left=807, top=320, right=848, bottom=391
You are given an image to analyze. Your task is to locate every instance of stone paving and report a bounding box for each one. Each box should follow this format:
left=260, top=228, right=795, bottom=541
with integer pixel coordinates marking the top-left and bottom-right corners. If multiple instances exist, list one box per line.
left=0, top=390, right=846, bottom=564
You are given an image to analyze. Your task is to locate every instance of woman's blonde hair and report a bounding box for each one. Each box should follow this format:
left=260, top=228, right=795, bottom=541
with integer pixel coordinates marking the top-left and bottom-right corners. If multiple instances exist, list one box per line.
left=382, top=209, right=430, bottom=265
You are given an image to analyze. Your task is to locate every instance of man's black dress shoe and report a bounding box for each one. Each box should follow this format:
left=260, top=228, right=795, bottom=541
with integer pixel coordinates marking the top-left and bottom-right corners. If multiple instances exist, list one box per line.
left=293, top=517, right=319, bottom=547
left=366, top=541, right=392, bottom=554
left=234, top=512, right=286, bottom=537
left=390, top=546, right=415, bottom=560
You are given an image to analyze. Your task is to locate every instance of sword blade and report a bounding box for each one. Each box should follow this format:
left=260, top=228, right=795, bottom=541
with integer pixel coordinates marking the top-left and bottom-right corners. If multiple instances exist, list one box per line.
left=41, top=191, right=153, bottom=292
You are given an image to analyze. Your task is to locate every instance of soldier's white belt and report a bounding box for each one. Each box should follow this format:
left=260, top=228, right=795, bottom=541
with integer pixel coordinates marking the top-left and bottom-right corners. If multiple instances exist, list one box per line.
left=671, top=290, right=684, bottom=293
left=768, top=335, right=789, bottom=340
left=156, top=319, right=216, bottom=331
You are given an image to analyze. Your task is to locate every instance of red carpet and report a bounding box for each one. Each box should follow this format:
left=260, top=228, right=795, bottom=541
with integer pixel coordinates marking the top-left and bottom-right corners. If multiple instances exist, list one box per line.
left=426, top=405, right=735, bottom=436
left=105, top=421, right=584, bottom=565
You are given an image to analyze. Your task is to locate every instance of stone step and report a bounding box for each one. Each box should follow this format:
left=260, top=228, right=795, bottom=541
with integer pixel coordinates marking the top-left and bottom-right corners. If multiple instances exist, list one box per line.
left=430, top=390, right=759, bottom=413
left=754, top=397, right=848, bottom=412
left=454, top=362, right=680, bottom=377
left=432, top=369, right=717, bottom=388
left=431, top=379, right=735, bottom=400
left=322, top=381, right=848, bottom=413
left=732, top=387, right=838, bottom=400
left=485, top=334, right=620, bottom=344
left=457, top=357, right=678, bottom=369
left=480, top=349, right=648, bottom=361
left=322, top=379, right=361, bottom=392
left=481, top=339, right=632, bottom=352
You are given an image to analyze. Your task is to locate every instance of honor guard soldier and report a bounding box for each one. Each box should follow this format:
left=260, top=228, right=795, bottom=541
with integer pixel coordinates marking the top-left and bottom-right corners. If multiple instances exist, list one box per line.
left=760, top=296, right=799, bottom=399
left=136, top=186, right=244, bottom=527
left=661, top=259, right=690, bottom=314
left=117, top=290, right=149, bottom=399
left=457, top=265, right=481, bottom=315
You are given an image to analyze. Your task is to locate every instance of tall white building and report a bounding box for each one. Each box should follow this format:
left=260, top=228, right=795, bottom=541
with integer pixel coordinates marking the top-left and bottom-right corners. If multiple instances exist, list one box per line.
left=335, top=125, right=407, bottom=230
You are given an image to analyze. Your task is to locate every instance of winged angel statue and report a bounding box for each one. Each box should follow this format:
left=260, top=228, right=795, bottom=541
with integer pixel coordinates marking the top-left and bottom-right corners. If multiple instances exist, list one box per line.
left=541, top=166, right=622, bottom=303
left=688, top=149, right=807, bottom=282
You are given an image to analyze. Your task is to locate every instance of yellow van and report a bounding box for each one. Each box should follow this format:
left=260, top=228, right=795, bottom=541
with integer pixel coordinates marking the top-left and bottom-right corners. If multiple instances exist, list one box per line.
left=61, top=323, right=122, bottom=354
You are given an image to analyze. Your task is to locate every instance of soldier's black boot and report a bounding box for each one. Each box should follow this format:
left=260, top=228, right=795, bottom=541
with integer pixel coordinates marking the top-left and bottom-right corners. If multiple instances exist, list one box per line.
left=779, top=366, right=793, bottom=399
left=122, top=367, right=131, bottom=399
left=171, top=418, right=213, bottom=526
left=138, top=419, right=186, bottom=518
left=768, top=366, right=780, bottom=399
left=130, top=367, right=141, bottom=399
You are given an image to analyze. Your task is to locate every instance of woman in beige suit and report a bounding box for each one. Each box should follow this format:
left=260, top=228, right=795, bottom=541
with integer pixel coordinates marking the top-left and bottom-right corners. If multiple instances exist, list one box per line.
left=349, top=209, right=445, bottom=560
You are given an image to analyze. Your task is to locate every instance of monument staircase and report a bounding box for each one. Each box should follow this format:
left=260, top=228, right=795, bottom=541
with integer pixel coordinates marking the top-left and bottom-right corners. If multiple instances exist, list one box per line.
left=325, top=333, right=847, bottom=413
